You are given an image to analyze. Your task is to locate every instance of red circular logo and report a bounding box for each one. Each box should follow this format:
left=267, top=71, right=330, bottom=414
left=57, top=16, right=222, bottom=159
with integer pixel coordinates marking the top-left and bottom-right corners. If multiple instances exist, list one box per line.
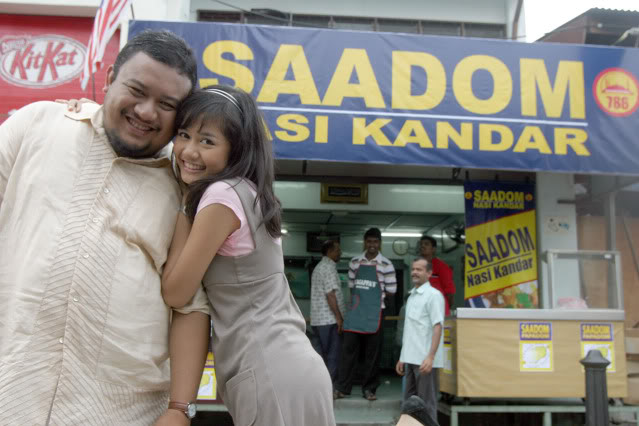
left=592, top=68, right=639, bottom=117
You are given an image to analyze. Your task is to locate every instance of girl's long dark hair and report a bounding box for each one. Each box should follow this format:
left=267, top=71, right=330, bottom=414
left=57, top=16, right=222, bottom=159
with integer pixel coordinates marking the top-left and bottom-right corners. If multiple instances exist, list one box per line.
left=176, top=84, right=282, bottom=238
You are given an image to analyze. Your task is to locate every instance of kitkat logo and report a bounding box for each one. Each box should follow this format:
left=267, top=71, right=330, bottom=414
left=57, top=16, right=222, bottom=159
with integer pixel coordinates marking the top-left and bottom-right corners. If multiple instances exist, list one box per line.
left=0, top=34, right=86, bottom=88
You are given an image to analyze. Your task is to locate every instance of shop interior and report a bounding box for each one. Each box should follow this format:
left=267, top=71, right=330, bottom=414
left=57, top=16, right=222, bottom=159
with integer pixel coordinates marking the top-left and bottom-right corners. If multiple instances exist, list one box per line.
left=273, top=160, right=537, bottom=371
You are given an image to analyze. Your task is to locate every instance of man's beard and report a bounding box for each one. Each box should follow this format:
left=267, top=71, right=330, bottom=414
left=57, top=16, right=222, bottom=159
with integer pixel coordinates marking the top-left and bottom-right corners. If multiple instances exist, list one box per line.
left=105, top=127, right=153, bottom=158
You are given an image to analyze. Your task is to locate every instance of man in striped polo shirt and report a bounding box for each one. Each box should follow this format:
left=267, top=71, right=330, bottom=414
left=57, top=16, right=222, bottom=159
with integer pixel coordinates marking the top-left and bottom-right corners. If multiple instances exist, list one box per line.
left=335, top=227, right=397, bottom=401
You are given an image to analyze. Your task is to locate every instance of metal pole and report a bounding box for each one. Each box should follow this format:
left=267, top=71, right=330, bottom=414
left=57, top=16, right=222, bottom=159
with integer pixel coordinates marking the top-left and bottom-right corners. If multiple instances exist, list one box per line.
left=604, top=192, right=618, bottom=308
left=451, top=408, right=458, bottom=426
left=580, top=349, right=611, bottom=426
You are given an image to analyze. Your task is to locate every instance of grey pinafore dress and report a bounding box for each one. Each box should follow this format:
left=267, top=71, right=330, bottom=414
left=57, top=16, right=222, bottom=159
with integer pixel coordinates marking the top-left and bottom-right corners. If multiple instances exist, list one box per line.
left=201, top=179, right=335, bottom=426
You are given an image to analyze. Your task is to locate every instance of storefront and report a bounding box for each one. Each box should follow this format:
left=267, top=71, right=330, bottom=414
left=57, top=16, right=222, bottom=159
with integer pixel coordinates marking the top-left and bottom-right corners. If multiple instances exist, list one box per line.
left=118, top=19, right=639, bottom=407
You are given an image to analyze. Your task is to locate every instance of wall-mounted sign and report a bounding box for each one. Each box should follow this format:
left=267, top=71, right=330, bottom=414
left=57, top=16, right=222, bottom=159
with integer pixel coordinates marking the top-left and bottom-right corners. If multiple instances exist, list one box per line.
left=519, top=321, right=553, bottom=372
left=463, top=181, right=538, bottom=307
left=129, top=20, right=639, bottom=176
left=580, top=322, right=615, bottom=372
left=320, top=183, right=368, bottom=204
left=0, top=14, right=119, bottom=124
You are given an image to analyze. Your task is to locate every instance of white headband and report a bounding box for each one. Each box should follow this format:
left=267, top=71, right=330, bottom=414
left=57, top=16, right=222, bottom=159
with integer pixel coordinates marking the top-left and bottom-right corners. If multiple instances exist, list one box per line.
left=205, top=88, right=242, bottom=115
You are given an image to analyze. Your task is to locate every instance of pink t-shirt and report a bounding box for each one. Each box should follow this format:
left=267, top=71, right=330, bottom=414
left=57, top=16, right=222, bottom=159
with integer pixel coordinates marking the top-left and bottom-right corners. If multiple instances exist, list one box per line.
left=196, top=180, right=281, bottom=256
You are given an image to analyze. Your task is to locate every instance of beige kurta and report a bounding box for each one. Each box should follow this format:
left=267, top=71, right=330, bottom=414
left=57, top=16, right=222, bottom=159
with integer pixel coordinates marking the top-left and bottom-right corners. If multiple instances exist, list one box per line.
left=0, top=101, right=209, bottom=425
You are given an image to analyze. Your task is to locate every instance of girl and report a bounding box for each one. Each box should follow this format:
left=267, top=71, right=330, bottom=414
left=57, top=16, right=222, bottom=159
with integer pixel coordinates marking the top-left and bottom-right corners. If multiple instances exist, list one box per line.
left=161, top=85, right=335, bottom=426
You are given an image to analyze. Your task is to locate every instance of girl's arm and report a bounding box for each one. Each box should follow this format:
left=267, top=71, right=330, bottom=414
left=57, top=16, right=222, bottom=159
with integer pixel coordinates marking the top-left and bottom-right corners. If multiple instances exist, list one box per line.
left=162, top=203, right=240, bottom=308
left=154, top=311, right=210, bottom=426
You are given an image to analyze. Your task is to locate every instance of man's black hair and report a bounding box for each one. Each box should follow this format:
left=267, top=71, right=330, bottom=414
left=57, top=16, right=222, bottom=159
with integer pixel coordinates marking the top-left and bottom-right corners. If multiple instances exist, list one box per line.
left=364, top=227, right=382, bottom=240
left=112, top=29, right=197, bottom=90
left=321, top=240, right=338, bottom=256
left=420, top=235, right=437, bottom=248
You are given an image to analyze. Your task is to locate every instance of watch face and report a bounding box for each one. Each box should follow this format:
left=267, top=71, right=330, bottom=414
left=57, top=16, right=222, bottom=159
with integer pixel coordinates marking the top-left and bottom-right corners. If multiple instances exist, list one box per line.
left=187, top=403, right=197, bottom=418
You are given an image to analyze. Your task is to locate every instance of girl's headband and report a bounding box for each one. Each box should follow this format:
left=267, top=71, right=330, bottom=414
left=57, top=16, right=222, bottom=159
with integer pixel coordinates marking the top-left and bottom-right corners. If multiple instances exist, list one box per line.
left=205, top=88, right=242, bottom=116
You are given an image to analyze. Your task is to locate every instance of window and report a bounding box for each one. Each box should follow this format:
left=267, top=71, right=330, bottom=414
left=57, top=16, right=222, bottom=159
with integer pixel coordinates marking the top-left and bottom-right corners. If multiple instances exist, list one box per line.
left=377, top=18, right=420, bottom=34
left=464, top=23, right=506, bottom=39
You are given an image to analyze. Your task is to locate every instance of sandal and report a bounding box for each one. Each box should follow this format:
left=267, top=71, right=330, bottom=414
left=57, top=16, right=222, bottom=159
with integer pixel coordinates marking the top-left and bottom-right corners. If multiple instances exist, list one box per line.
left=363, top=390, right=377, bottom=401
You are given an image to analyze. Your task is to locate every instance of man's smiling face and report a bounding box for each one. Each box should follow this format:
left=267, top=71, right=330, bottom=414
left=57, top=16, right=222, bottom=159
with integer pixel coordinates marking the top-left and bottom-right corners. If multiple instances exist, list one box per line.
left=102, top=52, right=192, bottom=158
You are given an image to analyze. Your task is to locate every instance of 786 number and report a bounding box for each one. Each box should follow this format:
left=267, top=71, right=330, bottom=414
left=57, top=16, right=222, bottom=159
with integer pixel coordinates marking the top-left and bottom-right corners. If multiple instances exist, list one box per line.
left=607, top=96, right=629, bottom=110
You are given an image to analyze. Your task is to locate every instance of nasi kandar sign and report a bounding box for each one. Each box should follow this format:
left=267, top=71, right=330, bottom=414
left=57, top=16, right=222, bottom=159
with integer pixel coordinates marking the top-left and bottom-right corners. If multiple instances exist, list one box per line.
left=128, top=20, right=639, bottom=176
left=464, top=181, right=538, bottom=308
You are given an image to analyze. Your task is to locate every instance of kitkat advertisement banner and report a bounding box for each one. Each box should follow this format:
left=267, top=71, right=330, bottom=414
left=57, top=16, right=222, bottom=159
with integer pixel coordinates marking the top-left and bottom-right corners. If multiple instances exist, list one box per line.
left=0, top=14, right=120, bottom=124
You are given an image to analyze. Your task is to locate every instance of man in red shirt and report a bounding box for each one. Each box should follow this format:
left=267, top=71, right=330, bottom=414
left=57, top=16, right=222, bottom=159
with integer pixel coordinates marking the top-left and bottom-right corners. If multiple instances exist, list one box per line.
left=419, top=235, right=455, bottom=315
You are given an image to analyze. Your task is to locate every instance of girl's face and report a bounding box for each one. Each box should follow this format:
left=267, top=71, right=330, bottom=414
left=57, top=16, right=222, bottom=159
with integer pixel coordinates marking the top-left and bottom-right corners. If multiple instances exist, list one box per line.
left=173, top=119, right=231, bottom=184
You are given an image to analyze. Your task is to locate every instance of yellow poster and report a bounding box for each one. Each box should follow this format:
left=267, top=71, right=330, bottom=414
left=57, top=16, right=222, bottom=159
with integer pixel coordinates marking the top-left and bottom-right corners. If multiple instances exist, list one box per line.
left=580, top=323, right=615, bottom=372
left=443, top=326, right=453, bottom=374
left=519, top=322, right=553, bottom=372
left=197, top=352, right=217, bottom=400
left=464, top=182, right=538, bottom=306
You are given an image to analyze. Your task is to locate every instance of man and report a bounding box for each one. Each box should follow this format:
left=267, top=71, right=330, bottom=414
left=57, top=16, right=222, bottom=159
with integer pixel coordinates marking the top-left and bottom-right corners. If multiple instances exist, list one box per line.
left=0, top=30, right=210, bottom=425
left=419, top=235, right=455, bottom=316
left=310, top=239, right=345, bottom=383
left=335, top=227, right=397, bottom=401
left=396, top=258, right=445, bottom=426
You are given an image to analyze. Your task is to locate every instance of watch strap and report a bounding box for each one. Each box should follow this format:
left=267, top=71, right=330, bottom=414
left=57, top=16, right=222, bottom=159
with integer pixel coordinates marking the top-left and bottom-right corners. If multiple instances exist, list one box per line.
left=168, top=401, right=195, bottom=419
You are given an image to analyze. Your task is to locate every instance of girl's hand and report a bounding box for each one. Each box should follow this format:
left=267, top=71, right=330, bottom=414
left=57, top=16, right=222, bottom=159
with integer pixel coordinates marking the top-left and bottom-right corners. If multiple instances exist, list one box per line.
left=55, top=98, right=97, bottom=113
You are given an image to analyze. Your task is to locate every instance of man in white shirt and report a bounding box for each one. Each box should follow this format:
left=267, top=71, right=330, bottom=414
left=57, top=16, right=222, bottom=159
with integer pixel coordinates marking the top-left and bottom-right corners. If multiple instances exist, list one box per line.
left=0, top=30, right=209, bottom=425
left=310, top=239, right=345, bottom=383
left=396, top=258, right=445, bottom=424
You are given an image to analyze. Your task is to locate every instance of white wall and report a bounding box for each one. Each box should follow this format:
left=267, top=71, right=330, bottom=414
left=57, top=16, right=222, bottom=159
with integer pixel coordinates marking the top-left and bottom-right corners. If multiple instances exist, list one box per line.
left=536, top=172, right=580, bottom=308
left=0, top=0, right=98, bottom=16
left=0, top=0, right=190, bottom=47
left=0, top=0, right=526, bottom=42
left=0, top=0, right=520, bottom=25
left=189, top=0, right=515, bottom=25
left=275, top=182, right=464, bottom=215
left=505, top=0, right=526, bottom=40
left=0, top=0, right=189, bottom=23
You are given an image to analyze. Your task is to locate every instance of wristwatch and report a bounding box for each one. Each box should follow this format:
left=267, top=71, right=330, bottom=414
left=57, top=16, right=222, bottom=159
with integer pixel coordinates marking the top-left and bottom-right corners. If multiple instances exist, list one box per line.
left=168, top=401, right=197, bottom=419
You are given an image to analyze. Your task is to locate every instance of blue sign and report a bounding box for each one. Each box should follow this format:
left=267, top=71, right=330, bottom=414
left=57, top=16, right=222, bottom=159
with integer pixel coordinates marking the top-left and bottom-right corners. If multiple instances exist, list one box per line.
left=130, top=20, right=639, bottom=175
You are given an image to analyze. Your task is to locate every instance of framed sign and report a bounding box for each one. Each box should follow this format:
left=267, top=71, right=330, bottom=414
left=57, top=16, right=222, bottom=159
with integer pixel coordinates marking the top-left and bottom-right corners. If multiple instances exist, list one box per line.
left=320, top=183, right=368, bottom=204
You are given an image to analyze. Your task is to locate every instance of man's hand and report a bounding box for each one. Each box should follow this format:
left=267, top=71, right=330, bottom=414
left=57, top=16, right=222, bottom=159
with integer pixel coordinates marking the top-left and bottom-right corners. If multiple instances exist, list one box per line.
left=395, top=360, right=405, bottom=376
left=153, top=409, right=190, bottom=426
left=326, top=290, right=343, bottom=334
left=55, top=98, right=97, bottom=113
left=419, top=356, right=434, bottom=374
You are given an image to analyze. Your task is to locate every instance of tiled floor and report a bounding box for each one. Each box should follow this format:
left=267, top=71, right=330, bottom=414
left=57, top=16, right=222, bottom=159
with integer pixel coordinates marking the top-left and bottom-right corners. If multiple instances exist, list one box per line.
left=333, top=374, right=404, bottom=426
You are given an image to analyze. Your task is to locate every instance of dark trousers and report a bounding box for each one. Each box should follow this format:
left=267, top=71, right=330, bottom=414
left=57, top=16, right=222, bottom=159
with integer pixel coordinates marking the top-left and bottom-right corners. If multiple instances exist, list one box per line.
left=335, top=325, right=383, bottom=395
left=312, top=324, right=341, bottom=383
left=404, top=364, right=440, bottom=424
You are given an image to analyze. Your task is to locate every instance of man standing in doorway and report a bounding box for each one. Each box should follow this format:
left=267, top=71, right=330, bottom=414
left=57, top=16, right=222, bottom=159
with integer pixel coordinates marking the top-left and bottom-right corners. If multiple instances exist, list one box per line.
left=420, top=235, right=455, bottom=316
left=311, top=239, right=345, bottom=383
left=0, top=30, right=209, bottom=425
left=335, top=227, right=397, bottom=401
left=396, top=258, right=445, bottom=425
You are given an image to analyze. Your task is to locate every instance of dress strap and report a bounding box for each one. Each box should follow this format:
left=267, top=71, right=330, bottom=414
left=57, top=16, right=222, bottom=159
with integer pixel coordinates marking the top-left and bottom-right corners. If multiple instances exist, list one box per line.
left=223, top=178, right=269, bottom=247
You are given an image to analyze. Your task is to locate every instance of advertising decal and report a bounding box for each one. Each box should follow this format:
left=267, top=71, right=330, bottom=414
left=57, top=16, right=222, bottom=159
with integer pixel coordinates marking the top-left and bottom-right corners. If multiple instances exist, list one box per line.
left=580, top=323, right=615, bottom=372
left=463, top=181, right=538, bottom=307
left=0, top=14, right=119, bottom=123
left=519, top=321, right=553, bottom=372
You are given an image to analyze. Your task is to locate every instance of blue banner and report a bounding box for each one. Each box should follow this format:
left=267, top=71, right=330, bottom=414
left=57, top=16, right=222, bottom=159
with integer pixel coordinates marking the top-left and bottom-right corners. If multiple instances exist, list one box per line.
left=130, top=20, right=639, bottom=175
